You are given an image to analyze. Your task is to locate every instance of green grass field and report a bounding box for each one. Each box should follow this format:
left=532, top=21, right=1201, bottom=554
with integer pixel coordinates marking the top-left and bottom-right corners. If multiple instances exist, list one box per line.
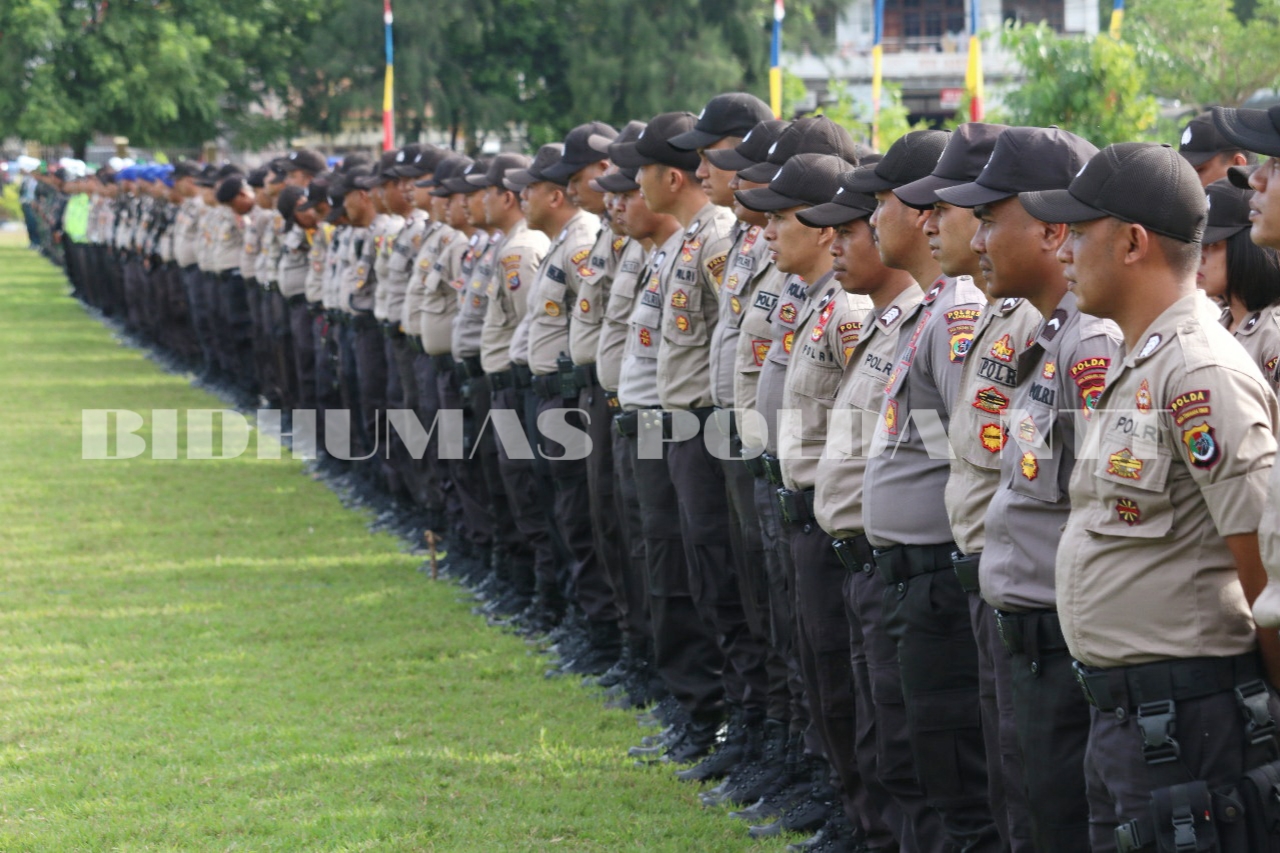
left=0, top=232, right=781, bottom=851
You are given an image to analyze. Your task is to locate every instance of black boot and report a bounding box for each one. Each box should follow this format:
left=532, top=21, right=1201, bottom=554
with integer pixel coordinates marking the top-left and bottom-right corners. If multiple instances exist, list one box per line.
left=675, top=707, right=755, bottom=783
left=747, top=755, right=837, bottom=839
left=661, top=716, right=720, bottom=765
left=701, top=717, right=787, bottom=805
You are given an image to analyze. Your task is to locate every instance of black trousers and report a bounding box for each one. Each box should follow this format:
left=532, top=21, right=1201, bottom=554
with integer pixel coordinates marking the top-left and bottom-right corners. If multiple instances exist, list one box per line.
left=409, top=352, right=448, bottom=518
left=879, top=557, right=999, bottom=852
left=492, top=384, right=557, bottom=603
left=437, top=365, right=491, bottom=550
left=628, top=418, right=723, bottom=724
left=578, top=382, right=625, bottom=631
left=610, top=426, right=650, bottom=648
left=754, top=476, right=808, bottom=736
left=216, top=272, right=258, bottom=395
left=183, top=265, right=217, bottom=376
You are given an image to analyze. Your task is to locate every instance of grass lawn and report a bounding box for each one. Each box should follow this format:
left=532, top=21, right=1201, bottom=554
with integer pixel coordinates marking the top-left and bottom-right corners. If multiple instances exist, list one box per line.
left=0, top=231, right=781, bottom=851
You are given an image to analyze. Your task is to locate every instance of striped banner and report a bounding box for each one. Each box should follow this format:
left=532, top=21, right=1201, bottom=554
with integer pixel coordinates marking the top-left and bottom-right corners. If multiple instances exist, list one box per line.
left=770, top=0, right=784, bottom=119
left=383, top=0, right=395, bottom=151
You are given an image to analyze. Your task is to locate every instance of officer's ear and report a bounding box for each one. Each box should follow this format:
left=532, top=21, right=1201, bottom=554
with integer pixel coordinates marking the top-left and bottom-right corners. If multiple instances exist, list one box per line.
left=1040, top=220, right=1068, bottom=254
left=1119, top=221, right=1149, bottom=267
left=813, top=225, right=836, bottom=250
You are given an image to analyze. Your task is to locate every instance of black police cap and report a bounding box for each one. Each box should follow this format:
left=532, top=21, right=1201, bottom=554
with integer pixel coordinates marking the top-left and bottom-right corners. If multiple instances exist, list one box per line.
left=504, top=144, right=566, bottom=190
left=935, top=127, right=1099, bottom=209
left=894, top=123, right=1009, bottom=209
left=670, top=92, right=775, bottom=151
left=797, top=166, right=879, bottom=227
left=737, top=116, right=862, bottom=183
left=542, top=122, right=618, bottom=182
left=1179, top=112, right=1241, bottom=166
left=705, top=119, right=793, bottom=173
left=1202, top=179, right=1253, bottom=244
left=1020, top=143, right=1207, bottom=243
left=465, top=152, right=533, bottom=190
left=735, top=153, right=855, bottom=212
left=609, top=113, right=702, bottom=172
left=845, top=130, right=950, bottom=194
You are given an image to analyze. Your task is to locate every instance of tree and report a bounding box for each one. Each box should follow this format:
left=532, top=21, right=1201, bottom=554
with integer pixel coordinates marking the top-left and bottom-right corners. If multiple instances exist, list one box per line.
left=1127, top=0, right=1280, bottom=107
left=997, top=23, right=1159, bottom=147
left=815, top=79, right=930, bottom=152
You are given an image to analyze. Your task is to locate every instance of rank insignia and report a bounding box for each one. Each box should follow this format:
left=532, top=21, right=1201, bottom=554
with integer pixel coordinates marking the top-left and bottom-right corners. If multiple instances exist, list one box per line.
left=671, top=289, right=688, bottom=309
left=1137, top=334, right=1163, bottom=359
left=675, top=315, right=691, bottom=332
left=1018, top=417, right=1036, bottom=442
left=752, top=339, right=771, bottom=366
left=989, top=334, right=1015, bottom=363
left=884, top=399, right=899, bottom=435
left=972, top=387, right=1010, bottom=415
left=879, top=305, right=902, bottom=328
left=1042, top=361, right=1056, bottom=380
left=579, top=298, right=590, bottom=314
left=639, top=328, right=652, bottom=347
left=980, top=423, right=1006, bottom=453
left=544, top=301, right=561, bottom=317
left=782, top=331, right=795, bottom=354
left=1106, top=449, right=1143, bottom=480
left=1136, top=379, right=1152, bottom=413
left=1182, top=423, right=1220, bottom=469
left=1116, top=498, right=1141, bottom=526
left=779, top=303, right=797, bottom=324
left=1020, top=451, right=1038, bottom=480
left=731, top=295, right=742, bottom=315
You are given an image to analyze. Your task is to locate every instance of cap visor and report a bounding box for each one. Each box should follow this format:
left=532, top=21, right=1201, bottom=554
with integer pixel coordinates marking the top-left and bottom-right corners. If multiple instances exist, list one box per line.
left=1018, top=188, right=1107, bottom=225
left=737, top=160, right=783, bottom=184
left=796, top=202, right=870, bottom=228
left=1202, top=223, right=1249, bottom=244
left=668, top=127, right=722, bottom=152
left=1212, top=107, right=1280, bottom=157
left=413, top=177, right=436, bottom=188
left=463, top=173, right=493, bottom=188
left=607, top=141, right=654, bottom=169
left=933, top=181, right=1015, bottom=209
left=1227, top=165, right=1257, bottom=189
left=893, top=174, right=965, bottom=209
left=324, top=206, right=345, bottom=224
left=735, top=187, right=804, bottom=212
left=594, top=172, right=640, bottom=192
left=704, top=147, right=758, bottom=172
left=1178, top=149, right=1218, bottom=167
left=441, top=177, right=478, bottom=193
left=845, top=168, right=901, bottom=194
left=541, top=160, right=587, bottom=182
left=502, top=171, right=535, bottom=192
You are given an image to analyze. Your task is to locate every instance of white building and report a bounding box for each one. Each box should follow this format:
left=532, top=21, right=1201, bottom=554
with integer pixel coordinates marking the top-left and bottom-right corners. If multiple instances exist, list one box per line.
left=785, top=0, right=1100, bottom=122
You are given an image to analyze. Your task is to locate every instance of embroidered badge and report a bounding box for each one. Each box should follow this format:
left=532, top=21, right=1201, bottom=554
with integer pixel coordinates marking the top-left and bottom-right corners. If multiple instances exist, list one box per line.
left=675, top=315, right=691, bottom=332
left=1137, top=334, right=1163, bottom=358
left=810, top=301, right=837, bottom=342
left=989, top=334, right=1015, bottom=363
left=980, top=423, right=1006, bottom=453
left=950, top=331, right=974, bottom=363
left=1182, top=423, right=1220, bottom=468
left=1042, top=361, right=1056, bottom=380
left=1269, top=356, right=1279, bottom=374
left=578, top=298, right=590, bottom=314
left=884, top=399, right=899, bottom=435
left=570, top=247, right=591, bottom=266
left=782, top=330, right=795, bottom=354
left=671, top=289, right=688, bottom=309
left=1116, top=498, right=1141, bottom=526
left=681, top=237, right=701, bottom=262
left=1136, top=379, right=1152, bottom=413
left=1020, top=451, right=1038, bottom=480
left=779, top=303, right=798, bottom=325
left=639, top=328, right=652, bottom=347
left=707, top=252, right=728, bottom=286
left=752, top=339, right=771, bottom=366
left=945, top=308, right=981, bottom=324
left=1169, top=390, right=1210, bottom=426
left=730, top=295, right=742, bottom=315
left=544, top=301, right=561, bottom=317
left=1070, top=357, right=1110, bottom=418
left=972, top=387, right=1010, bottom=415
left=1107, top=449, right=1143, bottom=480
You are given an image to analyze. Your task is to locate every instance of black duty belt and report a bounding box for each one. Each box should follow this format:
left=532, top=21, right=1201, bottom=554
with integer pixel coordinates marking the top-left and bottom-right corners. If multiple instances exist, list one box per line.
left=431, top=353, right=455, bottom=374
left=777, top=487, right=816, bottom=527
left=614, top=410, right=639, bottom=438
left=833, top=534, right=875, bottom=574
left=531, top=373, right=561, bottom=400
left=572, top=363, right=598, bottom=390
left=994, top=609, right=1070, bottom=657
left=952, top=550, right=982, bottom=593
left=458, top=355, right=483, bottom=380
left=350, top=311, right=378, bottom=332
left=488, top=369, right=515, bottom=393
left=512, top=364, right=532, bottom=389
left=287, top=294, right=308, bottom=307
left=873, top=543, right=957, bottom=585
left=1074, top=653, right=1263, bottom=714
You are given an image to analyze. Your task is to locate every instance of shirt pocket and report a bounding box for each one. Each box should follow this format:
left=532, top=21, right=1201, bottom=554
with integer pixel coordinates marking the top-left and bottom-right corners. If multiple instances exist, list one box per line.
left=663, top=280, right=707, bottom=347
left=1008, top=402, right=1063, bottom=503
left=789, top=360, right=841, bottom=440
left=1083, top=432, right=1175, bottom=539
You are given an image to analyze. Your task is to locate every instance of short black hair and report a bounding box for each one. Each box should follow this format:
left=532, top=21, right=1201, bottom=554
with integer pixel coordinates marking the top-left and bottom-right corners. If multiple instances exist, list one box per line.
left=1225, top=228, right=1280, bottom=312
left=215, top=175, right=246, bottom=205
left=1151, top=231, right=1202, bottom=278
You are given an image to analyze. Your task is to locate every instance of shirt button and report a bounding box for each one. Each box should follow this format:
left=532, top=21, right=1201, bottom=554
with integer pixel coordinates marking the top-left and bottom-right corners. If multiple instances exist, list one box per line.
left=897, top=582, right=906, bottom=594
left=1029, top=661, right=1040, bottom=675
left=1115, top=707, right=1127, bottom=721
left=862, top=563, right=874, bottom=575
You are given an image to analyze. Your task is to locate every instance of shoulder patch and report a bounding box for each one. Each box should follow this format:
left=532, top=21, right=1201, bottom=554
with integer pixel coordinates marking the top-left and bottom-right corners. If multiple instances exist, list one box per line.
left=706, top=252, right=728, bottom=286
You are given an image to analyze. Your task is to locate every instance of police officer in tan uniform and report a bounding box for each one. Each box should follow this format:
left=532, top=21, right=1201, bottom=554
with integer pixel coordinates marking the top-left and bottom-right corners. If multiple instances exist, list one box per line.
left=1023, top=141, right=1280, bottom=852
left=936, top=126, right=1111, bottom=852
left=895, top=122, right=1039, bottom=852
left=212, top=171, right=259, bottom=402
left=739, top=153, right=886, bottom=851
left=810, top=161, right=946, bottom=853
left=856, top=128, right=1003, bottom=852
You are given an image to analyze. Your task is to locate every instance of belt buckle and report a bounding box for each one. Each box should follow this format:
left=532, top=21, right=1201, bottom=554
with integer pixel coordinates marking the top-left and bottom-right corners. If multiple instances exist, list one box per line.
left=1135, top=700, right=1180, bottom=764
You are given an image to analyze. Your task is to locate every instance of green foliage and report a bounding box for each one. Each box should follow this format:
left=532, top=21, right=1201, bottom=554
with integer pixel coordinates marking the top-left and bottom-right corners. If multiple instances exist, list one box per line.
left=0, top=184, right=21, bottom=223
left=1127, top=0, right=1280, bottom=107
left=816, top=80, right=930, bottom=152
left=999, top=23, right=1160, bottom=147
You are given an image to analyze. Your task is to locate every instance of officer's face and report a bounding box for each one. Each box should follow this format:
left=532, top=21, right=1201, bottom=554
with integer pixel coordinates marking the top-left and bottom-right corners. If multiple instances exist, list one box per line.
left=971, top=197, right=1054, bottom=299
left=285, top=170, right=311, bottom=189
left=567, top=163, right=606, bottom=214
left=764, top=206, right=821, bottom=275
left=482, top=185, right=509, bottom=226
left=616, top=189, right=657, bottom=241
left=637, top=164, right=673, bottom=215
left=870, top=192, right=928, bottom=272
left=831, top=218, right=885, bottom=295
left=1248, top=158, right=1280, bottom=249
left=605, top=193, right=626, bottom=236
left=1197, top=239, right=1228, bottom=301
left=414, top=178, right=435, bottom=212
left=730, top=173, right=767, bottom=224
left=696, top=139, right=739, bottom=209
left=1057, top=217, right=1118, bottom=317
left=295, top=208, right=318, bottom=230
left=447, top=193, right=470, bottom=229
left=922, top=200, right=980, bottom=278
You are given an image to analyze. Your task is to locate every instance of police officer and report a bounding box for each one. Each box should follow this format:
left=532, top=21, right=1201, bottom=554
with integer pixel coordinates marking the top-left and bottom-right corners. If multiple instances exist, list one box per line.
left=244, top=167, right=278, bottom=405
left=859, top=127, right=1002, bottom=851
left=810, top=158, right=947, bottom=852
left=936, top=126, right=1114, bottom=852
left=212, top=170, right=259, bottom=402
left=1178, top=111, right=1256, bottom=187
left=1023, top=141, right=1280, bottom=852
left=895, top=121, right=1040, bottom=852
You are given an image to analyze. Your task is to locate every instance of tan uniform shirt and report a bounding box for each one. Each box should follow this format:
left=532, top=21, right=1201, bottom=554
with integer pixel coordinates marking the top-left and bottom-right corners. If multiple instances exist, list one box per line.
left=371, top=213, right=405, bottom=320
left=657, top=203, right=735, bottom=410
left=569, top=227, right=626, bottom=365
left=277, top=226, right=311, bottom=299
left=418, top=229, right=470, bottom=355
left=780, top=278, right=873, bottom=491
left=981, top=292, right=1122, bottom=612
left=453, top=230, right=499, bottom=359
left=480, top=220, right=549, bottom=375
left=945, top=297, right=1043, bottom=556
left=335, top=225, right=369, bottom=315
left=196, top=205, right=218, bottom=272
left=734, top=265, right=785, bottom=449
left=618, top=245, right=675, bottom=411
left=527, top=210, right=600, bottom=376
left=597, top=238, right=644, bottom=393
left=210, top=207, right=246, bottom=274
left=322, top=224, right=347, bottom=311
left=864, top=275, right=988, bottom=547
left=242, top=207, right=272, bottom=282
left=756, top=273, right=814, bottom=455
left=304, top=225, right=329, bottom=305
left=401, top=221, right=448, bottom=342
left=816, top=287, right=925, bottom=540
left=1058, top=291, right=1277, bottom=667
left=712, top=222, right=773, bottom=409
left=1233, top=302, right=1280, bottom=393
left=379, top=210, right=428, bottom=327
left=256, top=211, right=285, bottom=286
